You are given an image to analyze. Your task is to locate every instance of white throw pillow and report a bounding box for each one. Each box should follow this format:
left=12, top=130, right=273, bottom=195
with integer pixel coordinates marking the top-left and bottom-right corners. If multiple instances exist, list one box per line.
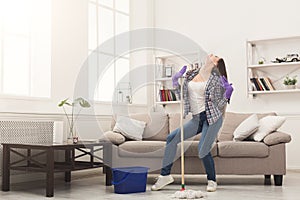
left=233, top=114, right=259, bottom=141
left=113, top=115, right=146, bottom=141
left=249, top=116, right=286, bottom=142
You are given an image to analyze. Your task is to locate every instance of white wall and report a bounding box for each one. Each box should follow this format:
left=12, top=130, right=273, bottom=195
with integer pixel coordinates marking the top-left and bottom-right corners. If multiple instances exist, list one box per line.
left=153, top=0, right=300, bottom=169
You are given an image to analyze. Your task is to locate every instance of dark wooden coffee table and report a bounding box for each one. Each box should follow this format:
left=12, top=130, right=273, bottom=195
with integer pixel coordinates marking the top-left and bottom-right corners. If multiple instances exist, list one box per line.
left=1, top=141, right=112, bottom=197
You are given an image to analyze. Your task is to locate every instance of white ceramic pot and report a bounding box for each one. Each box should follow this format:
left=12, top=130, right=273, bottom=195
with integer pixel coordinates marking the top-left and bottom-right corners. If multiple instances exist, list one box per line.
left=284, top=85, right=296, bottom=89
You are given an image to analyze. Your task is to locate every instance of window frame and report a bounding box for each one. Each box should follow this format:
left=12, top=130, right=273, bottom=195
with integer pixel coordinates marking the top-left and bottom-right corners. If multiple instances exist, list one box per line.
left=88, top=0, right=131, bottom=103
left=0, top=0, right=52, bottom=100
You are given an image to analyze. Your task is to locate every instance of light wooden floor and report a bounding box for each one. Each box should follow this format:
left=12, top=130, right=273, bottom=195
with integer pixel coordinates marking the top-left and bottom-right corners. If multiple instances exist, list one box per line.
left=1, top=169, right=299, bottom=199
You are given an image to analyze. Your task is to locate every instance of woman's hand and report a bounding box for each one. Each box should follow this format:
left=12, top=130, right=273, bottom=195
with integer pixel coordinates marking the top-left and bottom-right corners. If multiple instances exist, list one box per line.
left=220, top=75, right=233, bottom=101
left=172, top=66, right=187, bottom=87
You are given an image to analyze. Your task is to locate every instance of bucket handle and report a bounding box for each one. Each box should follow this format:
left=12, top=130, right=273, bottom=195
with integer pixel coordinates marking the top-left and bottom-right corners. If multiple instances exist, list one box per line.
left=111, top=170, right=133, bottom=186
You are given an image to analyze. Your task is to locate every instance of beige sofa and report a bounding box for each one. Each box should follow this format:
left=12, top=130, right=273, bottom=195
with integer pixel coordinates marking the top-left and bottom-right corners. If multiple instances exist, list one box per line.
left=104, top=112, right=291, bottom=186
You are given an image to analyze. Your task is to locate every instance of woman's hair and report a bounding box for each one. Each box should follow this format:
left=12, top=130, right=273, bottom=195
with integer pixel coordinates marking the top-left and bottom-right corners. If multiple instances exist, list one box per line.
left=216, top=58, right=228, bottom=79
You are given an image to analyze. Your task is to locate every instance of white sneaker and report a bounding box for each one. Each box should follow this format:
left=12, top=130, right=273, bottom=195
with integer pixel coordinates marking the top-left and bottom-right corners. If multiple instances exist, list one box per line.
left=206, top=180, right=217, bottom=192
left=151, top=175, right=174, bottom=191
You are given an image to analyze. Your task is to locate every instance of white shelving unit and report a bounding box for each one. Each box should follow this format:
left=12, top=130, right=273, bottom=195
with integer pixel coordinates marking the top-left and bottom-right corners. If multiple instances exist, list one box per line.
left=246, top=36, right=300, bottom=96
left=154, top=52, right=203, bottom=105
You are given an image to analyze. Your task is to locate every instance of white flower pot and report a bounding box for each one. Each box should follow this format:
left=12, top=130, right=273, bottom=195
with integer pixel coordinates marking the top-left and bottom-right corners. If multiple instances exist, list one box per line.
left=284, top=85, right=296, bottom=89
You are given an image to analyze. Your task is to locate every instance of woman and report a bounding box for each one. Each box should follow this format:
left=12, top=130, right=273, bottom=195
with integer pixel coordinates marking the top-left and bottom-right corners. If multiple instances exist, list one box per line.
left=151, top=54, right=233, bottom=192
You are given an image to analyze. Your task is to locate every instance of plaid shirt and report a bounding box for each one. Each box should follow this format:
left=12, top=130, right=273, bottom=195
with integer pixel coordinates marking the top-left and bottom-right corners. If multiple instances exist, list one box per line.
left=176, top=68, right=227, bottom=125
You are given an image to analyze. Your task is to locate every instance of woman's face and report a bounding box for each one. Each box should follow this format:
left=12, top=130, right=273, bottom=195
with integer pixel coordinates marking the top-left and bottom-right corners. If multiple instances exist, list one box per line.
left=207, top=54, right=220, bottom=66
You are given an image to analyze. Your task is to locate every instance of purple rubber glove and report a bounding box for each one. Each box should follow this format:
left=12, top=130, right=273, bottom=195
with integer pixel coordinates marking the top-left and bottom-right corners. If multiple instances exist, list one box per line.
left=172, top=66, right=187, bottom=87
left=220, top=75, right=233, bottom=101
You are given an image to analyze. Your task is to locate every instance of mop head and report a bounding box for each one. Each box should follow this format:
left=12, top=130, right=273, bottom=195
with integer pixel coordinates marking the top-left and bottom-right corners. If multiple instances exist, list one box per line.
left=172, top=190, right=206, bottom=199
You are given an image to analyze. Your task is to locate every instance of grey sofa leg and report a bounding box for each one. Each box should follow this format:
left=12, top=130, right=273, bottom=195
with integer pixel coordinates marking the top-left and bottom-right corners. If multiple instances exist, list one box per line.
left=264, top=175, right=271, bottom=185
left=274, top=175, right=283, bottom=186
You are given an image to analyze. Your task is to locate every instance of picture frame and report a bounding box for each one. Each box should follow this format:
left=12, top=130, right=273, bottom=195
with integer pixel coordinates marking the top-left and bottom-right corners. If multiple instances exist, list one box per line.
left=165, top=66, right=172, bottom=77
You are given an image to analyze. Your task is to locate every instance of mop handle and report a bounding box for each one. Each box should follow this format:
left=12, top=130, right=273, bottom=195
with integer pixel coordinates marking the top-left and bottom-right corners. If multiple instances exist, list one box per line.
left=180, top=77, right=185, bottom=190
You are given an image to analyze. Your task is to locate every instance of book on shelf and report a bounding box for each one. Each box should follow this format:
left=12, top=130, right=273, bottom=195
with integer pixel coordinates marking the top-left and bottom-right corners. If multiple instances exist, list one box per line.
left=159, top=89, right=177, bottom=101
left=259, top=78, right=270, bottom=91
left=250, top=78, right=259, bottom=91
left=250, top=77, right=275, bottom=91
left=265, top=77, right=275, bottom=90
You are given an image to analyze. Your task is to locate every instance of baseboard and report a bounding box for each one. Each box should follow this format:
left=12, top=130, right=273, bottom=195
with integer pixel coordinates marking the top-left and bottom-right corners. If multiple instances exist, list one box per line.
left=287, top=168, right=300, bottom=173
left=287, top=166, right=300, bottom=170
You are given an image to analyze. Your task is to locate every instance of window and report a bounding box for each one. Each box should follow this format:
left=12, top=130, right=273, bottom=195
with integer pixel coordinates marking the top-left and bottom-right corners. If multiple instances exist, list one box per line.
left=0, top=0, right=51, bottom=98
left=88, top=0, right=130, bottom=102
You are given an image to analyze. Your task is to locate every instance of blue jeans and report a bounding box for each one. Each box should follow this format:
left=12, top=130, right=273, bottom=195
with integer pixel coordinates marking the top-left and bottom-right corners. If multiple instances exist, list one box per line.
left=160, top=112, right=223, bottom=182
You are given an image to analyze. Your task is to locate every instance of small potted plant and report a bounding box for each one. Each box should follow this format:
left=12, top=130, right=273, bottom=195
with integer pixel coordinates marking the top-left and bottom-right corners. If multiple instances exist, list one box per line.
left=258, top=57, right=266, bottom=65
left=283, top=75, right=297, bottom=89
left=58, top=97, right=91, bottom=144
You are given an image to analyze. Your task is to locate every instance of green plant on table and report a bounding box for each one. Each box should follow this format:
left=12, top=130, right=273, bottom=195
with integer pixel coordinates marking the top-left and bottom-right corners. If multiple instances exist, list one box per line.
left=283, top=75, right=297, bottom=85
left=58, top=97, right=91, bottom=138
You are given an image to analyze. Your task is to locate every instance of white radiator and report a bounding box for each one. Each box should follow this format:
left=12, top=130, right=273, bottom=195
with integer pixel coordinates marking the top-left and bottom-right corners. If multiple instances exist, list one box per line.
left=0, top=121, right=54, bottom=177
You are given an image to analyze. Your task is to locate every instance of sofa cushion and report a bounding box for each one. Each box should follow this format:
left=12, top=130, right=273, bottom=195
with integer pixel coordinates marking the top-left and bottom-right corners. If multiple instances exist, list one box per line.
left=218, top=141, right=269, bottom=158
left=118, top=141, right=166, bottom=157
left=112, top=112, right=169, bottom=141
left=168, top=113, right=201, bottom=140
left=183, top=141, right=217, bottom=157
left=118, top=140, right=217, bottom=158
left=263, top=131, right=292, bottom=146
left=142, top=112, right=169, bottom=141
left=168, top=113, right=192, bottom=132
left=218, top=112, right=276, bottom=142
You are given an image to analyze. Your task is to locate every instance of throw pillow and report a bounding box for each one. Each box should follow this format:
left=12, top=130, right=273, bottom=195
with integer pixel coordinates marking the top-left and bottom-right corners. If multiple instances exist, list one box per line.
left=263, top=131, right=291, bottom=146
left=249, top=116, right=286, bottom=142
left=99, top=131, right=126, bottom=145
left=233, top=114, right=259, bottom=141
left=113, top=115, right=146, bottom=141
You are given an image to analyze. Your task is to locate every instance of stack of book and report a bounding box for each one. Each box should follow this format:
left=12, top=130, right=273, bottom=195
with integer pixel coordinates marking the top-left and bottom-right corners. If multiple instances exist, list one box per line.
left=159, top=89, right=177, bottom=101
left=250, top=77, right=275, bottom=91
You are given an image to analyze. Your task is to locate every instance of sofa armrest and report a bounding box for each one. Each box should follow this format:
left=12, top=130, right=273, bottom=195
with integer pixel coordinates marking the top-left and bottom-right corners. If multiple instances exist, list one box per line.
left=99, top=131, right=126, bottom=145
left=263, top=131, right=291, bottom=146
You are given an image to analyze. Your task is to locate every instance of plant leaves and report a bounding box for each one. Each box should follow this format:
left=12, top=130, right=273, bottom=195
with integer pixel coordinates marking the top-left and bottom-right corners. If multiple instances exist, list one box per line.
left=73, top=97, right=81, bottom=104
left=284, top=75, right=297, bottom=85
left=58, top=98, right=69, bottom=107
left=79, top=98, right=91, bottom=108
left=59, top=97, right=90, bottom=108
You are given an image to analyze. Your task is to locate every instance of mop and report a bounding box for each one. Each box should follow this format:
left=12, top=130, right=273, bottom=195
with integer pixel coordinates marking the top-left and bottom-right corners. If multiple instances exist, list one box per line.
left=172, top=77, right=206, bottom=199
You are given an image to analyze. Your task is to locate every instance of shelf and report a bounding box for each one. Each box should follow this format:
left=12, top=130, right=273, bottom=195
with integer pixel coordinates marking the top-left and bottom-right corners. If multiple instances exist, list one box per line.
left=154, top=52, right=202, bottom=106
left=156, top=101, right=180, bottom=105
left=248, top=62, right=300, bottom=69
left=248, top=89, right=300, bottom=95
left=247, top=36, right=300, bottom=44
left=247, top=36, right=300, bottom=97
left=155, top=77, right=172, bottom=81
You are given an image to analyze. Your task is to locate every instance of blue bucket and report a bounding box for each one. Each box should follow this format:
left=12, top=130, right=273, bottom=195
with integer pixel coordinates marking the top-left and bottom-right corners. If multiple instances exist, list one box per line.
left=111, top=166, right=149, bottom=194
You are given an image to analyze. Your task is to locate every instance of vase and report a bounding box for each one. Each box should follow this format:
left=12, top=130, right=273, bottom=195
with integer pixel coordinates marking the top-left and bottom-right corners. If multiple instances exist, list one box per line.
left=284, top=85, right=296, bottom=90
left=72, top=136, right=79, bottom=144
left=66, top=137, right=73, bottom=144
left=67, top=126, right=77, bottom=144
